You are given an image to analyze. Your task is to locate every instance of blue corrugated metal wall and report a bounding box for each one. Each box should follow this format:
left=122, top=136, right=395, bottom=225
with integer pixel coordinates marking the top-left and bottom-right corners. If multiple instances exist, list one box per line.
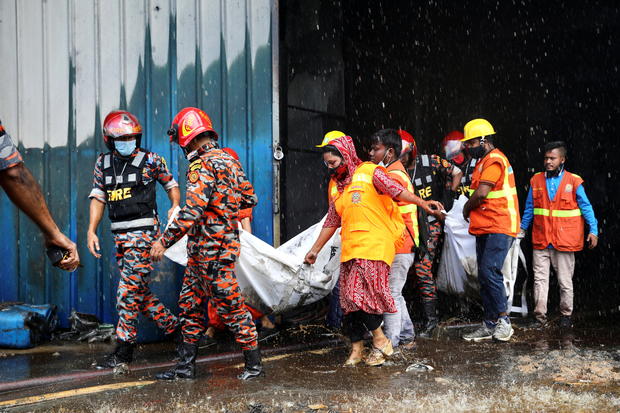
left=0, top=0, right=274, bottom=331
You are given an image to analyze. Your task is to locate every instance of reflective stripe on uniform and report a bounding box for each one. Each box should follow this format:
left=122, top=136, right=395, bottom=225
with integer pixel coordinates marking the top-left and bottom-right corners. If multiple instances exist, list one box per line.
left=110, top=217, right=156, bottom=231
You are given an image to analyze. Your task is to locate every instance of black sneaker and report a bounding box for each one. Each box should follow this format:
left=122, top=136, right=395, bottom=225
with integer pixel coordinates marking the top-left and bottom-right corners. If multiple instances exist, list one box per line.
left=559, top=316, right=572, bottom=329
left=528, top=318, right=547, bottom=329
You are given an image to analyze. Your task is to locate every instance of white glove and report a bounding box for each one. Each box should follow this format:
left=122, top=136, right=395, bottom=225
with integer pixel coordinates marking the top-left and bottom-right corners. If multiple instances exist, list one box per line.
left=517, top=229, right=526, bottom=239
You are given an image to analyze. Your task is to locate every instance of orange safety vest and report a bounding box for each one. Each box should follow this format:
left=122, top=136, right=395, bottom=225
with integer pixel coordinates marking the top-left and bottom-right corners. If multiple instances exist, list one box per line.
left=329, top=162, right=405, bottom=266
left=530, top=171, right=585, bottom=251
left=386, top=160, right=419, bottom=253
left=468, top=148, right=520, bottom=237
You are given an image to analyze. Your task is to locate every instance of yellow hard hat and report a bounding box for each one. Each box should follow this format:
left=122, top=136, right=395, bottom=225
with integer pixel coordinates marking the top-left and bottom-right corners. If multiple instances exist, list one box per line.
left=462, top=119, right=496, bottom=142
left=316, top=130, right=346, bottom=147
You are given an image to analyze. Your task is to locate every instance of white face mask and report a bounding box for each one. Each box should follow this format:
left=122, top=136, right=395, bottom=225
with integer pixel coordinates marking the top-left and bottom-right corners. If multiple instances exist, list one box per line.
left=378, top=149, right=393, bottom=167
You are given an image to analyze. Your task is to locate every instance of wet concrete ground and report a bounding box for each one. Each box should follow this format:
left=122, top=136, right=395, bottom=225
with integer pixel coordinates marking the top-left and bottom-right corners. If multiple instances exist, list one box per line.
left=1, top=318, right=619, bottom=412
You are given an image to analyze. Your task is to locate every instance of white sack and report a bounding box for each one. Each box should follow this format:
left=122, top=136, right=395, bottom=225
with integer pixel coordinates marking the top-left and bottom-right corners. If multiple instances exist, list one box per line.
left=436, top=195, right=528, bottom=316
left=164, top=209, right=340, bottom=313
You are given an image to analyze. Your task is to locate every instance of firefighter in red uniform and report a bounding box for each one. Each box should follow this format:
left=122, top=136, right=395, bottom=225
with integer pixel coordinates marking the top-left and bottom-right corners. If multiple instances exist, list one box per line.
left=88, top=111, right=180, bottom=368
left=151, top=107, right=262, bottom=381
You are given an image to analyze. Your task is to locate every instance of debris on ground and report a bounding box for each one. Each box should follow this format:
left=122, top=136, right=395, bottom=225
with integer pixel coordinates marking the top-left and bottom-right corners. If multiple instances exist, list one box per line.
left=308, top=403, right=328, bottom=410
left=58, top=311, right=115, bottom=343
left=406, top=362, right=434, bottom=372
left=516, top=349, right=620, bottom=384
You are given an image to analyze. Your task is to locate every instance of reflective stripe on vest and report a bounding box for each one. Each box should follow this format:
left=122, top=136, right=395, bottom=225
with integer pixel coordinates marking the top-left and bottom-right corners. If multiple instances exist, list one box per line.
left=131, top=151, right=146, bottom=167
left=468, top=186, right=517, bottom=199
left=399, top=204, right=416, bottom=213
left=533, top=208, right=582, bottom=218
left=485, top=186, right=518, bottom=199
left=489, top=152, right=518, bottom=235
left=335, top=162, right=405, bottom=265
left=389, top=168, right=419, bottom=247
left=530, top=171, right=585, bottom=251
left=352, top=173, right=373, bottom=184
left=103, top=154, right=111, bottom=169
left=468, top=150, right=519, bottom=236
left=110, top=217, right=157, bottom=231
left=421, top=154, right=430, bottom=167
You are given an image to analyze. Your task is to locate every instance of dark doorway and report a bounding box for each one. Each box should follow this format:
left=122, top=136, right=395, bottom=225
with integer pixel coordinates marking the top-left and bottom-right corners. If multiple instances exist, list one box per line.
left=279, top=0, right=620, bottom=314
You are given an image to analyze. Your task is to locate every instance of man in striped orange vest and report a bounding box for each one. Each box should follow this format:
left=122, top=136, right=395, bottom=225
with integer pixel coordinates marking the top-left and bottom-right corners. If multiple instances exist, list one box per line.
left=461, top=119, right=520, bottom=343
left=519, top=141, right=598, bottom=329
left=369, top=129, right=420, bottom=349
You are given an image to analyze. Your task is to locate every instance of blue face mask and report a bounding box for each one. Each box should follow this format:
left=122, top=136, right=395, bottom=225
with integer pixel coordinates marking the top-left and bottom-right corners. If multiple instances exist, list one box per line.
left=115, top=139, right=136, bottom=156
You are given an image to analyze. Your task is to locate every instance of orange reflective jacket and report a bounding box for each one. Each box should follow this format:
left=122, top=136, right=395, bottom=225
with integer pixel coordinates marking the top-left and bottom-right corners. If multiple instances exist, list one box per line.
left=469, top=149, right=520, bottom=237
left=330, top=162, right=405, bottom=265
left=530, top=171, right=585, bottom=251
left=387, top=160, right=419, bottom=253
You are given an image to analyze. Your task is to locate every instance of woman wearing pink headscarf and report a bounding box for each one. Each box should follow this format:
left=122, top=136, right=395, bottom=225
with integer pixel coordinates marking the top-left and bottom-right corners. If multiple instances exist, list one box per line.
left=304, top=136, right=443, bottom=366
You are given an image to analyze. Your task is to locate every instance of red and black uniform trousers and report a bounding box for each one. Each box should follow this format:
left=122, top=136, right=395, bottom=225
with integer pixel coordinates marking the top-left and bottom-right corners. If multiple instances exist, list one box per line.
left=179, top=249, right=258, bottom=351
left=410, top=155, right=447, bottom=303
left=412, top=220, right=442, bottom=301
left=114, top=229, right=178, bottom=343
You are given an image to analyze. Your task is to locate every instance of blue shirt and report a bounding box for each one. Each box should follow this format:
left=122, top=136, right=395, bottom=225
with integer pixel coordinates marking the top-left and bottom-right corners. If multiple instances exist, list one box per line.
left=521, top=171, right=598, bottom=241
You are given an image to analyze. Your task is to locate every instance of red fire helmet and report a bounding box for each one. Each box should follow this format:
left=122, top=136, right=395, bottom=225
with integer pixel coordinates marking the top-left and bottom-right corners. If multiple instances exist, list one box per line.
left=168, top=107, right=218, bottom=148
left=397, top=128, right=417, bottom=159
left=102, top=110, right=143, bottom=152
left=442, top=130, right=465, bottom=163
left=441, top=130, right=465, bottom=147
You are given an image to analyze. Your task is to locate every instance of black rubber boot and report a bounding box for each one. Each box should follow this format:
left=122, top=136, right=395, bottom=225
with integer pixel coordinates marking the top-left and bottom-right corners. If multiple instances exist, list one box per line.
left=166, top=324, right=182, bottom=345
left=237, top=348, right=265, bottom=380
left=95, top=340, right=134, bottom=369
left=418, top=300, right=439, bottom=339
left=156, top=342, right=198, bottom=380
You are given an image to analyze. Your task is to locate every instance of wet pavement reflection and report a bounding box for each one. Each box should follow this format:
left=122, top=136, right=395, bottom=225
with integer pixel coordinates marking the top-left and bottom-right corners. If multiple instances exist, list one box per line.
left=1, top=319, right=619, bottom=412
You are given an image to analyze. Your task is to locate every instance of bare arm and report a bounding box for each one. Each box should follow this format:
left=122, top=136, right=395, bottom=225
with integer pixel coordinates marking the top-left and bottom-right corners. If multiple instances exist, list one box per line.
left=449, top=169, right=464, bottom=191
left=166, top=186, right=181, bottom=220
left=0, top=163, right=79, bottom=270
left=87, top=198, right=106, bottom=258
left=240, top=217, right=252, bottom=233
left=395, top=189, right=444, bottom=215
left=463, top=183, right=492, bottom=220
left=1, top=164, right=60, bottom=238
left=304, top=226, right=338, bottom=264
